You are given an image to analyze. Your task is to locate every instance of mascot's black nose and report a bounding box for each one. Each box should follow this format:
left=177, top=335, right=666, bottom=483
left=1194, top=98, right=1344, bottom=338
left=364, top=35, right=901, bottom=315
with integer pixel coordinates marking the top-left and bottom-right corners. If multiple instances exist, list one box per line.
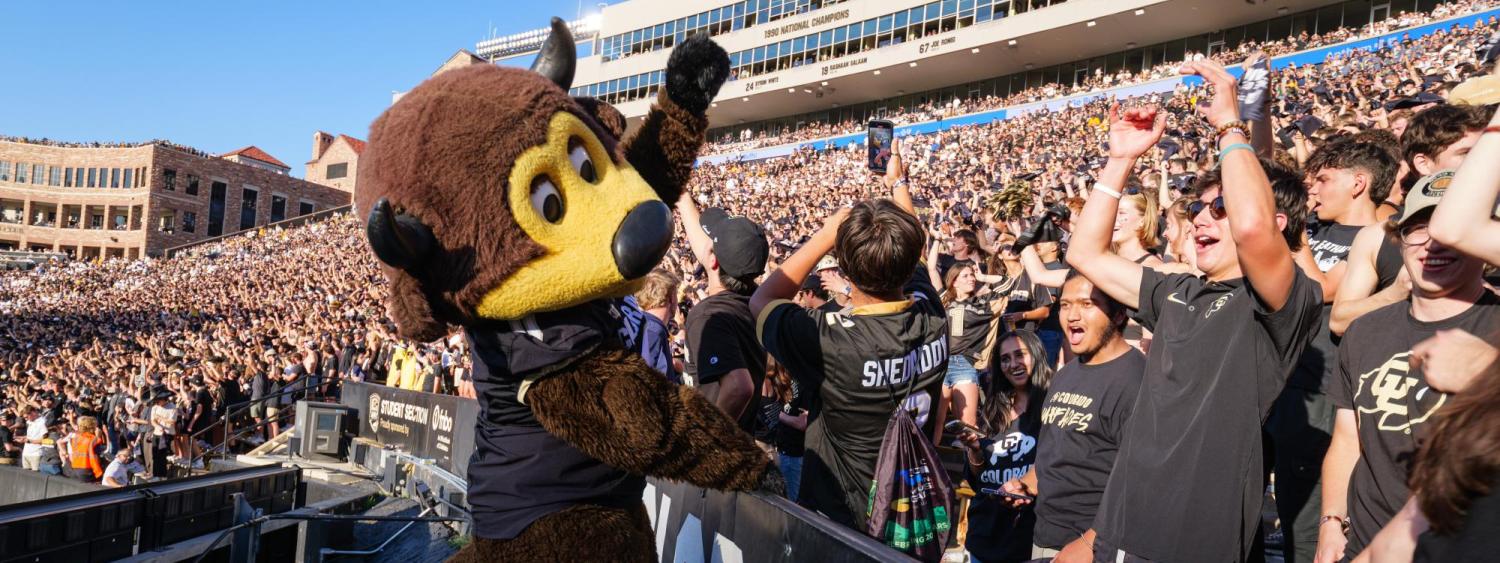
left=613, top=201, right=672, bottom=280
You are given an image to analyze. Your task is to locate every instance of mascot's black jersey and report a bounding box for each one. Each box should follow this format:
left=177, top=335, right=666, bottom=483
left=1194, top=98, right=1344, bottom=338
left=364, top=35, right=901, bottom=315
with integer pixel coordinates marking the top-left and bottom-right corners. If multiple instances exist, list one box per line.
left=464, top=297, right=650, bottom=540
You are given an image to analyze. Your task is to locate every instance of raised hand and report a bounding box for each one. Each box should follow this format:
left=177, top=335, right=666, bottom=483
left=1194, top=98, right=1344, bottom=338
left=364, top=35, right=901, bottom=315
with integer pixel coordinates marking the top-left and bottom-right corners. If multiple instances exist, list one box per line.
left=1180, top=60, right=1242, bottom=127
left=1106, top=104, right=1167, bottom=161
left=883, top=137, right=907, bottom=183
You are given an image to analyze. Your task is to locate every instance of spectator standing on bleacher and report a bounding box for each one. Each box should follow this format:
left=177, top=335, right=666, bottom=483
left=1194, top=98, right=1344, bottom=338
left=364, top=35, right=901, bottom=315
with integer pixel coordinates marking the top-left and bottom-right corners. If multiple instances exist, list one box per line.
left=19, top=405, right=52, bottom=472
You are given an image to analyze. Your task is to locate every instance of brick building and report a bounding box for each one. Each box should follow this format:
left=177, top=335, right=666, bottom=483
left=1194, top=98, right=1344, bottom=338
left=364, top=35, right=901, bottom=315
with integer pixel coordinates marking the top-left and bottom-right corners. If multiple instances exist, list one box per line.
left=306, top=131, right=365, bottom=196
left=0, top=139, right=351, bottom=259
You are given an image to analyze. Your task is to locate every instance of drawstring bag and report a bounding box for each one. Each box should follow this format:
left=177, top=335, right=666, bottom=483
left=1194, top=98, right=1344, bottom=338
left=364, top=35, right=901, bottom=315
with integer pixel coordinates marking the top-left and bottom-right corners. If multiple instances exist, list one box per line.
left=867, top=375, right=957, bottom=562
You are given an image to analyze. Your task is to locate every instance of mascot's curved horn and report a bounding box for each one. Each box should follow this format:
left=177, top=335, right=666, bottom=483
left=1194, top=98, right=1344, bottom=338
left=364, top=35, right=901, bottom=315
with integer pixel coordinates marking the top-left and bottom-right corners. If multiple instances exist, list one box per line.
left=530, top=17, right=576, bottom=91
left=366, top=197, right=435, bottom=270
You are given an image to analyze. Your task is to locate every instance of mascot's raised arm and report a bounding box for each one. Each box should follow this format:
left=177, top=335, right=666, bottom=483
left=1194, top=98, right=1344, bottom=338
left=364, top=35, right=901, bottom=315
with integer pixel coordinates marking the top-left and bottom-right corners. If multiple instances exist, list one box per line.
left=354, top=18, right=780, bottom=562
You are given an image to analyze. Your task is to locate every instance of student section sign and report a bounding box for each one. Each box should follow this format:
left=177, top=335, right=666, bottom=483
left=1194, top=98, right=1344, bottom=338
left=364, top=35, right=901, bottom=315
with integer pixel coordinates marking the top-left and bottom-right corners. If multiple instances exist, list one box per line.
left=342, top=381, right=478, bottom=478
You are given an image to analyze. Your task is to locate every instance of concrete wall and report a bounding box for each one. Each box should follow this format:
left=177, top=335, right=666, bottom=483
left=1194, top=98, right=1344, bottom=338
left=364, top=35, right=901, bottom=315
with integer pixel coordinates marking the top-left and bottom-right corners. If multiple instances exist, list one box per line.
left=0, top=465, right=104, bottom=506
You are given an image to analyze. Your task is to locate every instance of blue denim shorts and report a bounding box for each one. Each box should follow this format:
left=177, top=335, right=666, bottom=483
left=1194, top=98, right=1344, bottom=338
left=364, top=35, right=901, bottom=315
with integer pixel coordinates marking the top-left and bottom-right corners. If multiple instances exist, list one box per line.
left=944, top=355, right=980, bottom=387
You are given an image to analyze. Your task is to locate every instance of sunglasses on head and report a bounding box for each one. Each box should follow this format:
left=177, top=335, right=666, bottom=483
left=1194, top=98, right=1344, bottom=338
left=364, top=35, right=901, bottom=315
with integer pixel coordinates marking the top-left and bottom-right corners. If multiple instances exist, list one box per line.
left=1188, top=197, right=1227, bottom=220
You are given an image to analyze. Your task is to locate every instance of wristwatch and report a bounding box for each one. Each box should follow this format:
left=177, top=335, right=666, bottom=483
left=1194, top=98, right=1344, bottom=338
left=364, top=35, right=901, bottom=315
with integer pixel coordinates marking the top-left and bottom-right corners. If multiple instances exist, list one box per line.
left=1319, top=514, right=1350, bottom=535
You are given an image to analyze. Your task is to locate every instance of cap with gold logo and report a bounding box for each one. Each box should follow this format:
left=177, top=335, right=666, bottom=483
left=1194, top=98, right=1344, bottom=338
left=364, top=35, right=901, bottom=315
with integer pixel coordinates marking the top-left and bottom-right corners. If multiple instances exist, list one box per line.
left=1395, top=170, right=1454, bottom=226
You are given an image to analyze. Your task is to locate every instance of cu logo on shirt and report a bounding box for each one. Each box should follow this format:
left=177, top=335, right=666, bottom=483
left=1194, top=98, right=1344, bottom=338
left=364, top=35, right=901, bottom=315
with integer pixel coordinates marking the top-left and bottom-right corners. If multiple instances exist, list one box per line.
left=1204, top=293, right=1233, bottom=319
left=1356, top=352, right=1447, bottom=433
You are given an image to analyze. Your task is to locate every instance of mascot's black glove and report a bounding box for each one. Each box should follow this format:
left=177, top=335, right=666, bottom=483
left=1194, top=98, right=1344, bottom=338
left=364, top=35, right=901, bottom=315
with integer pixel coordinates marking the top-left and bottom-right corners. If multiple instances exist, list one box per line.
left=665, top=34, right=730, bottom=115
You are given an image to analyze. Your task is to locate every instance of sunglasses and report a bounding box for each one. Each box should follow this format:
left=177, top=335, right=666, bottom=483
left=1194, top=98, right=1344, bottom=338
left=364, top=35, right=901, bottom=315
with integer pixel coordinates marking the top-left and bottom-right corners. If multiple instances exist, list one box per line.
left=1188, top=197, right=1228, bottom=220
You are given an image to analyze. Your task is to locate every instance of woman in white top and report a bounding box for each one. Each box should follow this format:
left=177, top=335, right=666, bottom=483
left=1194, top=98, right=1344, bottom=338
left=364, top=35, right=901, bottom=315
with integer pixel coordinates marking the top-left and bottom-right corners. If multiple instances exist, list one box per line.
left=150, top=395, right=178, bottom=462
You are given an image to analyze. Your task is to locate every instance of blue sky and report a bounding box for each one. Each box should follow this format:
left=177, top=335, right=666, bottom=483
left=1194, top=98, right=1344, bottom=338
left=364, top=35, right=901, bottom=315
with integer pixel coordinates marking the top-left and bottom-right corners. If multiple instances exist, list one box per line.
left=0, top=1, right=606, bottom=177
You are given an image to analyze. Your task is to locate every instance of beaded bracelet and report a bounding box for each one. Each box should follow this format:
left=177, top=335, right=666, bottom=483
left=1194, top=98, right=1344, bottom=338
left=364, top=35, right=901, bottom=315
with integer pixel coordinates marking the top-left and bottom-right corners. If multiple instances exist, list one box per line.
left=1215, top=120, right=1250, bottom=140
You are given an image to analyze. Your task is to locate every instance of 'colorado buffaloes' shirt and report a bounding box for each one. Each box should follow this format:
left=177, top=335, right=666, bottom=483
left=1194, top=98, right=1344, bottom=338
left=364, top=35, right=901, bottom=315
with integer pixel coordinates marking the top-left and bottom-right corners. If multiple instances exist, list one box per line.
left=757, top=272, right=948, bottom=530
left=1032, top=349, right=1145, bottom=549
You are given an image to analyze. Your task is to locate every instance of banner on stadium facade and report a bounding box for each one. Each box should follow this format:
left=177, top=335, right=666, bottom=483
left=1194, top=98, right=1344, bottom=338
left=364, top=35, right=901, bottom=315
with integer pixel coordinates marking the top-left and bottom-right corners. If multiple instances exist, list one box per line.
left=341, top=381, right=478, bottom=478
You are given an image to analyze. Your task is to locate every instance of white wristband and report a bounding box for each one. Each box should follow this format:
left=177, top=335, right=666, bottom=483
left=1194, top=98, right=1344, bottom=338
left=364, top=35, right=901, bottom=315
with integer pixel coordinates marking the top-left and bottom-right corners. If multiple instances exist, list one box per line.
left=1092, top=184, right=1122, bottom=199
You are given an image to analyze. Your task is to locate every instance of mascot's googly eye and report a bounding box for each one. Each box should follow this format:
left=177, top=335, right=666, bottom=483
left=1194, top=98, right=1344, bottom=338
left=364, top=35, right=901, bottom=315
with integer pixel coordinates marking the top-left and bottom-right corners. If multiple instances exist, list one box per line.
left=530, top=176, right=564, bottom=223
left=568, top=139, right=597, bottom=183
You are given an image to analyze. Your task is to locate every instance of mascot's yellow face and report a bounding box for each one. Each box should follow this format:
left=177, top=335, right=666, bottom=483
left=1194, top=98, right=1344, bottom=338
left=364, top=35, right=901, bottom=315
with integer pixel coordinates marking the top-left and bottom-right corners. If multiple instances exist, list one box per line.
left=476, top=111, right=672, bottom=320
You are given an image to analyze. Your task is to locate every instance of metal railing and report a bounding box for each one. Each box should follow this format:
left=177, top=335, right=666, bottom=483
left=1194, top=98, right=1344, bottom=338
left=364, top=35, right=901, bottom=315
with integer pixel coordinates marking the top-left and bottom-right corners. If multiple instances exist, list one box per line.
left=185, top=378, right=333, bottom=475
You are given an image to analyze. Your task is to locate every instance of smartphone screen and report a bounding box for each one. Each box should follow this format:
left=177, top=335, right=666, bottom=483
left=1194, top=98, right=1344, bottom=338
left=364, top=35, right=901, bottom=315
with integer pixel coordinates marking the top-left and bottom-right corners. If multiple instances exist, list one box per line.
left=867, top=120, right=895, bottom=173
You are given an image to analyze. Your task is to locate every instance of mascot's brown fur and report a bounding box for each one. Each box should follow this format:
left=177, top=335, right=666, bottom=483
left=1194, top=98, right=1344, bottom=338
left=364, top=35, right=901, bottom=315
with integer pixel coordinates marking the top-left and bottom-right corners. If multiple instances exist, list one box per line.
left=355, top=19, right=776, bottom=562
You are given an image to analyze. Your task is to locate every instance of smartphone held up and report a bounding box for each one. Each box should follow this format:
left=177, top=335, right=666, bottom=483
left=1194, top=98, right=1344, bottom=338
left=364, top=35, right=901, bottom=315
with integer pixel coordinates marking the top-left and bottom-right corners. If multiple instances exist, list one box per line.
left=867, top=120, right=895, bottom=173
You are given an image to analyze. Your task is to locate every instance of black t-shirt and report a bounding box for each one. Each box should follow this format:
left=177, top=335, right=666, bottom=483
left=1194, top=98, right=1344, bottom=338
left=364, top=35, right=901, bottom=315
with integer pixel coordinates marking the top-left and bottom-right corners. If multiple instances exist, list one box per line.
left=684, top=291, right=767, bottom=432
left=1289, top=222, right=1362, bottom=392
left=1308, top=222, right=1361, bottom=273
left=1329, top=292, right=1500, bottom=556
left=946, top=291, right=1003, bottom=360
left=1003, top=272, right=1051, bottom=333
left=1033, top=348, right=1146, bottom=549
left=1095, top=268, right=1322, bottom=562
left=1414, top=476, right=1500, bottom=563
left=190, top=389, right=214, bottom=431
left=965, top=386, right=1045, bottom=563
left=758, top=271, right=947, bottom=530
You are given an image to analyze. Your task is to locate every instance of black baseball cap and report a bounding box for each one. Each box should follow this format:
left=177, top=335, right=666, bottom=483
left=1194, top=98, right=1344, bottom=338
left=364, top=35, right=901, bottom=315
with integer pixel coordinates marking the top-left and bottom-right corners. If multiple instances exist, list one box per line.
left=1387, top=92, right=1445, bottom=111
left=700, top=208, right=769, bottom=280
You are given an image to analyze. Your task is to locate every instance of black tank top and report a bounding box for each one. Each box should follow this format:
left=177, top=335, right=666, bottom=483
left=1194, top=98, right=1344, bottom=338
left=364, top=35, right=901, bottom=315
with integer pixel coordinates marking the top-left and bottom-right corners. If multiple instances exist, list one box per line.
left=1374, top=231, right=1404, bottom=291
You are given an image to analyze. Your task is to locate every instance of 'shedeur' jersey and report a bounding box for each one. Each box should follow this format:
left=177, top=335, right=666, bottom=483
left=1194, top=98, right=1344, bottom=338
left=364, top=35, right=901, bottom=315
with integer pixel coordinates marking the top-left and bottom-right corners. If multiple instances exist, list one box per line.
left=757, top=272, right=949, bottom=529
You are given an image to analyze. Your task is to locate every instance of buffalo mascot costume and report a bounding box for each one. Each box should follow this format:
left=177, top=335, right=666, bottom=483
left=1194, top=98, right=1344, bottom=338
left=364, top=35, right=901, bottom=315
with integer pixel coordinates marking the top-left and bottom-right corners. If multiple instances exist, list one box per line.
left=356, top=18, right=780, bottom=562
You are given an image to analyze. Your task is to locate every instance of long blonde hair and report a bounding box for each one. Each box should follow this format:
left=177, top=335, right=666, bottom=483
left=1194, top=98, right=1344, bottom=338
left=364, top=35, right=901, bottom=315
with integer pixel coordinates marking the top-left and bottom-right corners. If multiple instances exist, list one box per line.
left=1119, top=191, right=1161, bottom=251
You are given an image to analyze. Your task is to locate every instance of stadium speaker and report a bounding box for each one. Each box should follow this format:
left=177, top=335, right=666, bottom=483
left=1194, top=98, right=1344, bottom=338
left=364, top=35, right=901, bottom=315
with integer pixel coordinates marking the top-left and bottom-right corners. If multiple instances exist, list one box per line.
left=293, top=401, right=356, bottom=462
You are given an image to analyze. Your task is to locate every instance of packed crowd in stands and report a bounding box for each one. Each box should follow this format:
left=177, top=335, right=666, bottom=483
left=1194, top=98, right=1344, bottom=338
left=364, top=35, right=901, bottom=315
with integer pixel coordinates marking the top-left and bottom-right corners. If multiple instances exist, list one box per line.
left=0, top=135, right=215, bottom=159
left=4, top=1, right=1500, bottom=561
left=0, top=215, right=468, bottom=484
left=705, top=0, right=1500, bottom=154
